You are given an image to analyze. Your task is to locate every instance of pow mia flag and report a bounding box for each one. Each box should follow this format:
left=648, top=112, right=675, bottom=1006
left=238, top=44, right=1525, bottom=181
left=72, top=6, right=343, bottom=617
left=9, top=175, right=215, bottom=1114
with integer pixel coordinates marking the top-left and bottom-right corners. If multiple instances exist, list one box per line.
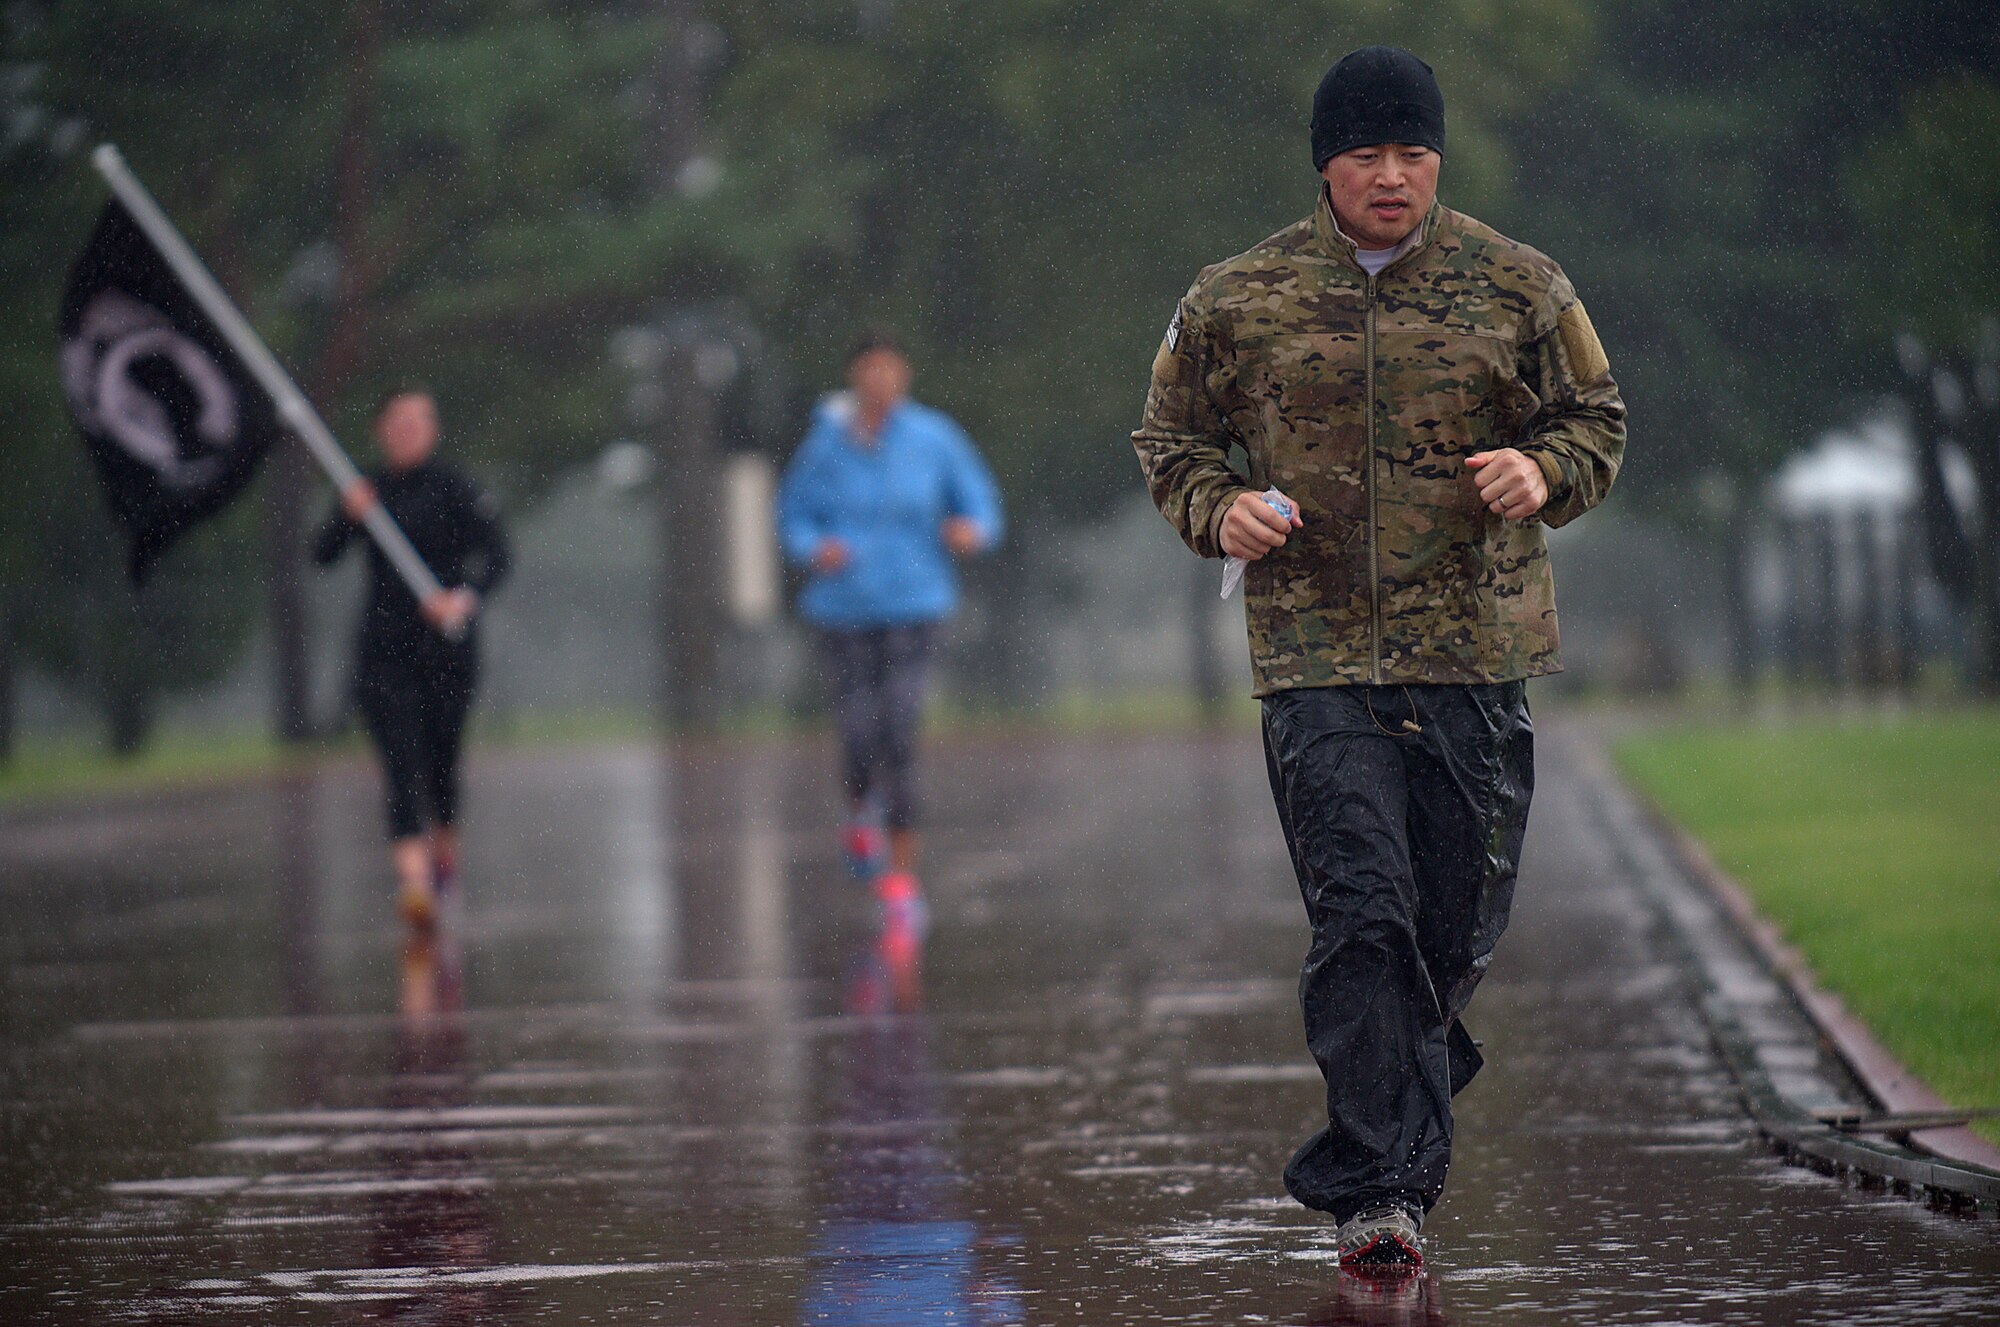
left=59, top=200, right=281, bottom=582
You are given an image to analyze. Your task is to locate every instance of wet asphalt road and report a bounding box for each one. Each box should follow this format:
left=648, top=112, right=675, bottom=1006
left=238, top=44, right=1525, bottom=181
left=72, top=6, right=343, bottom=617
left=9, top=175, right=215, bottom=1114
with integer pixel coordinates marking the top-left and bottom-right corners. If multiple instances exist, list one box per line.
left=3, top=718, right=1998, bottom=1325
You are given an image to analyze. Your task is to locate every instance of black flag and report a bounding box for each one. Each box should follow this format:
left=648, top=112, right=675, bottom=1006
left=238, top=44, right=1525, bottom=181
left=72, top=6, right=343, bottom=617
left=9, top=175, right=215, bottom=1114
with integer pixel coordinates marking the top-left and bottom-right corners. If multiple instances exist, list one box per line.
left=58, top=200, right=281, bottom=583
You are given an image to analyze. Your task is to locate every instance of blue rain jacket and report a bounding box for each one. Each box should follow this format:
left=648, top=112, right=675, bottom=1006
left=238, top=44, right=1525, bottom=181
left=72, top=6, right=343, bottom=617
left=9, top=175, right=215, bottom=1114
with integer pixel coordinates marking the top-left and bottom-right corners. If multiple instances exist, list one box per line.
left=777, top=395, right=1004, bottom=627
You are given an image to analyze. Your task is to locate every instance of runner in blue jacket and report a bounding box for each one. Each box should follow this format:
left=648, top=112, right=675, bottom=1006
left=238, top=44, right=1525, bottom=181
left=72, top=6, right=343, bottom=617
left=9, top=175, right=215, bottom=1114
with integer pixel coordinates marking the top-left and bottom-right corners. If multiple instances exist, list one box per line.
left=777, top=331, right=1004, bottom=915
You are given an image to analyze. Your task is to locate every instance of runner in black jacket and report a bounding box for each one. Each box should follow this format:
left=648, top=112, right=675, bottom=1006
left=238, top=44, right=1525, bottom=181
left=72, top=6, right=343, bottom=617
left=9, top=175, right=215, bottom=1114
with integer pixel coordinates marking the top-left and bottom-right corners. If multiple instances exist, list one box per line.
left=314, top=387, right=510, bottom=927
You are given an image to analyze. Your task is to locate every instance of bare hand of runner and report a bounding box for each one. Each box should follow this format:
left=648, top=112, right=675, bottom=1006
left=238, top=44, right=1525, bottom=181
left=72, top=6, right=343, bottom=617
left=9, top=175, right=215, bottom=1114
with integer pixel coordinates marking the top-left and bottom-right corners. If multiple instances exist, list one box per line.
left=340, top=480, right=378, bottom=522
left=941, top=517, right=983, bottom=557
left=1465, top=449, right=1548, bottom=520
left=422, top=587, right=479, bottom=634
left=813, top=538, right=851, bottom=574
left=1219, top=489, right=1303, bottom=561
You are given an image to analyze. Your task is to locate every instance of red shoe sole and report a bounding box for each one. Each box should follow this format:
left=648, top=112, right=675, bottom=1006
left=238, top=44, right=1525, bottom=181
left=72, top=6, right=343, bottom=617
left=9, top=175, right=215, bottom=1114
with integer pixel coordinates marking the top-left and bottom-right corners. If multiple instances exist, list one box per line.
left=1339, top=1231, right=1423, bottom=1270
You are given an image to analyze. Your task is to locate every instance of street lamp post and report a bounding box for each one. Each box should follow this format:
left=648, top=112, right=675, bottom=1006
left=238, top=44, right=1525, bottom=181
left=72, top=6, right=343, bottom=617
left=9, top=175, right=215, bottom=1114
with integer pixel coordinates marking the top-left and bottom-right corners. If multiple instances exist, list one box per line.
left=615, top=319, right=745, bottom=734
left=268, top=240, right=342, bottom=744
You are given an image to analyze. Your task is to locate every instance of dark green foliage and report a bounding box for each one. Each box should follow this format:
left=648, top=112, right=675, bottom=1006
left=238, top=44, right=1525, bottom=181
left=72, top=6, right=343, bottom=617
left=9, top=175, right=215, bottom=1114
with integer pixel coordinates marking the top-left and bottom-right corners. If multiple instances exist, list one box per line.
left=1, top=1, right=683, bottom=750
left=3, top=0, right=1998, bottom=748
left=1508, top=0, right=2000, bottom=512
left=691, top=0, right=1604, bottom=509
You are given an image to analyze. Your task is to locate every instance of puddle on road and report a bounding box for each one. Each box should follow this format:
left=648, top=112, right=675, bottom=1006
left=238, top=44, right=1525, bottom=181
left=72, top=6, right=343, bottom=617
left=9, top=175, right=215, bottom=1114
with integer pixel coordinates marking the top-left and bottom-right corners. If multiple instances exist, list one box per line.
left=4, top=732, right=1997, bottom=1325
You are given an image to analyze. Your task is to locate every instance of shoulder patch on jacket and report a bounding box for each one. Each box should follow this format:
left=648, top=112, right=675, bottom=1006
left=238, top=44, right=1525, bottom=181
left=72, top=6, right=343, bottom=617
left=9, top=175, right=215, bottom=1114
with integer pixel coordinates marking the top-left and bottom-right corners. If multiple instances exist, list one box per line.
left=1558, top=301, right=1610, bottom=383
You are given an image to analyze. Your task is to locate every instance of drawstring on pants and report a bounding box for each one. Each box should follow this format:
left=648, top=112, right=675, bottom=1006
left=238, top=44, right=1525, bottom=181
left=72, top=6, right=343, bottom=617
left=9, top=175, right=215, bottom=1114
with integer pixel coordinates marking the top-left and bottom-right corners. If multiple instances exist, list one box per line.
left=1365, top=685, right=1425, bottom=736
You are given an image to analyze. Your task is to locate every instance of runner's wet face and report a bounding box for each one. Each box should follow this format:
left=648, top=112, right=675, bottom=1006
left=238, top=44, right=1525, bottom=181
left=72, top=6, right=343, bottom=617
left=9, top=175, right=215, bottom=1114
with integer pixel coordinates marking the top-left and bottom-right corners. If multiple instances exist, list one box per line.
left=849, top=348, right=912, bottom=418
left=375, top=393, right=440, bottom=472
left=1320, top=143, right=1440, bottom=250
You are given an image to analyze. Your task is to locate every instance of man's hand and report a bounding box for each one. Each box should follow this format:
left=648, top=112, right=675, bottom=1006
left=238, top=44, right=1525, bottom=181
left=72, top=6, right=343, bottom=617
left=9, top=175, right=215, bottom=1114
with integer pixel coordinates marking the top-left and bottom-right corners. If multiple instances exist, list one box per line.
left=340, top=480, right=378, bottom=523
left=1465, top=449, right=1548, bottom=521
left=812, top=537, right=851, bottom=575
left=941, top=516, right=983, bottom=557
left=1218, top=489, right=1303, bottom=560
left=422, top=587, right=479, bottom=635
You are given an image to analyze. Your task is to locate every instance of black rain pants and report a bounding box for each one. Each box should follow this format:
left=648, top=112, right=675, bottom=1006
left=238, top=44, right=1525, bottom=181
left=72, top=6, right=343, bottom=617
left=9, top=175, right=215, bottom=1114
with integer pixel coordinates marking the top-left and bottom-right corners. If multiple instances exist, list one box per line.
left=356, top=645, right=477, bottom=842
left=1260, top=681, right=1533, bottom=1223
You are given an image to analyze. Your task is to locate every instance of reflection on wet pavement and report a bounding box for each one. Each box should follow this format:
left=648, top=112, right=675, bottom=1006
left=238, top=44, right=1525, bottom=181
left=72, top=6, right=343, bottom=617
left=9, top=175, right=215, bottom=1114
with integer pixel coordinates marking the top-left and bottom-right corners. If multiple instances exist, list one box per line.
left=805, top=896, right=1022, bottom=1325
left=3, top=724, right=1997, bottom=1325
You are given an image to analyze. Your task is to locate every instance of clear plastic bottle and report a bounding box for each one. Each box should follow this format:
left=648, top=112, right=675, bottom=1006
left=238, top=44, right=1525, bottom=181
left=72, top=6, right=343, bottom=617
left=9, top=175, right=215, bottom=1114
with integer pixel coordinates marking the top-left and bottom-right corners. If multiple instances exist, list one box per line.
left=1220, top=490, right=1295, bottom=599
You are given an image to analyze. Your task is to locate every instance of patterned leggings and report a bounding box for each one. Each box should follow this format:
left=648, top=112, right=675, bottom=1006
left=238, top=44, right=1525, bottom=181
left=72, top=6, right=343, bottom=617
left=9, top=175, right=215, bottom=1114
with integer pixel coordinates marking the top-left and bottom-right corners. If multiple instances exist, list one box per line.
left=818, top=624, right=937, bottom=830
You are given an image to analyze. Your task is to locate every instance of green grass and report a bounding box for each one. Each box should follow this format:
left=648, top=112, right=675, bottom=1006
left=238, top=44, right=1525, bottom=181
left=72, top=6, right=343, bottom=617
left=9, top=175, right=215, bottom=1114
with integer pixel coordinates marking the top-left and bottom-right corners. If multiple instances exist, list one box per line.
left=0, top=728, right=350, bottom=809
left=1615, top=709, right=2000, bottom=1144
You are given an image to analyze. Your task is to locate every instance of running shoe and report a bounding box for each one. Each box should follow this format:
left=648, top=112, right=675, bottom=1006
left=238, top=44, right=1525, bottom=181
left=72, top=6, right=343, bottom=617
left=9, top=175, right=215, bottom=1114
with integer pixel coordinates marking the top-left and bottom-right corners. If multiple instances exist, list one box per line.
left=842, top=821, right=887, bottom=879
left=1333, top=1205, right=1423, bottom=1270
left=873, top=870, right=928, bottom=932
left=399, top=879, right=438, bottom=932
left=1334, top=1260, right=1426, bottom=1309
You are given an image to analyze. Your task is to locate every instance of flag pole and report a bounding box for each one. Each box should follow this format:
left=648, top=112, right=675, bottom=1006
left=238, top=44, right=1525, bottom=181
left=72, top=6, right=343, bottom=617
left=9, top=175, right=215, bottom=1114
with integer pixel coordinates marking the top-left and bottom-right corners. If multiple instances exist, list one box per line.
left=90, top=143, right=454, bottom=618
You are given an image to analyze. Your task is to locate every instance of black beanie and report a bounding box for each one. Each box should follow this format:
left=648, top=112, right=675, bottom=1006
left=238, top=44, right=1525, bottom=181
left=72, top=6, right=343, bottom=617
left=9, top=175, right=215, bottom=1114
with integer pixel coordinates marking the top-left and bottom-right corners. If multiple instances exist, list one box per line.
left=1310, top=46, right=1445, bottom=170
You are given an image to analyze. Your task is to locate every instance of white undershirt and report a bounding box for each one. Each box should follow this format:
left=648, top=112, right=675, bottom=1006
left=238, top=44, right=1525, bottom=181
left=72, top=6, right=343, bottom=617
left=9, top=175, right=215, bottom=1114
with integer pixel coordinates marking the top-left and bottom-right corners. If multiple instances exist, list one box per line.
left=1355, top=244, right=1400, bottom=275
left=1335, top=212, right=1424, bottom=275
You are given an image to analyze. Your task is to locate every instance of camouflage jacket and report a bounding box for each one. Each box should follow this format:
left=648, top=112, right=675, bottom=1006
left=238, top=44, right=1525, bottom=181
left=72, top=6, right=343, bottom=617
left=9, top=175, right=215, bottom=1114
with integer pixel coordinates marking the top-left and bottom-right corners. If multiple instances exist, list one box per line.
left=1132, top=191, right=1626, bottom=695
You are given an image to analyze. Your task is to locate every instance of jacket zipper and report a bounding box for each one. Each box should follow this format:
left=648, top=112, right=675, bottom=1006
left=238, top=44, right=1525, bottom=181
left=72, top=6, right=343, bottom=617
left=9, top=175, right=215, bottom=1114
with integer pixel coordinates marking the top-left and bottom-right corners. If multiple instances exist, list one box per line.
left=1363, top=272, right=1381, bottom=684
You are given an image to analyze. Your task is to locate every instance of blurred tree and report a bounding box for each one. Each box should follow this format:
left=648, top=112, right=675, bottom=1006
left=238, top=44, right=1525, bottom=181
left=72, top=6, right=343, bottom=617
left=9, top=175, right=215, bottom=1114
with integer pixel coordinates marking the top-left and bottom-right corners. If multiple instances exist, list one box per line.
left=0, top=1, right=337, bottom=755
left=1845, top=74, right=2000, bottom=350
left=1890, top=328, right=2000, bottom=692
left=1504, top=0, right=1998, bottom=684
left=1850, top=77, right=2000, bottom=690
left=8, top=0, right=2000, bottom=743
left=19, top=474, right=261, bottom=757
left=0, top=128, right=91, bottom=761
left=2, top=0, right=701, bottom=752
left=1509, top=0, right=1998, bottom=501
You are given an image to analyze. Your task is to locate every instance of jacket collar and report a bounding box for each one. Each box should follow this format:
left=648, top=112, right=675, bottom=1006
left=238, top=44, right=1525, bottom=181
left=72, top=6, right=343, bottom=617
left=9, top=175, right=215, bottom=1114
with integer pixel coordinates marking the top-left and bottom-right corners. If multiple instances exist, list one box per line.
left=843, top=397, right=908, bottom=449
left=1311, top=185, right=1443, bottom=275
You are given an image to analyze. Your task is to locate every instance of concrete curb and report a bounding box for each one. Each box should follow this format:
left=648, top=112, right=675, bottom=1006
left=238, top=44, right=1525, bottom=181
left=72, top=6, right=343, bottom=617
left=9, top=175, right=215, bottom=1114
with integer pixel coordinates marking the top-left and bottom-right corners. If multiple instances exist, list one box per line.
left=1578, top=739, right=2000, bottom=1216
left=1648, top=811, right=2000, bottom=1175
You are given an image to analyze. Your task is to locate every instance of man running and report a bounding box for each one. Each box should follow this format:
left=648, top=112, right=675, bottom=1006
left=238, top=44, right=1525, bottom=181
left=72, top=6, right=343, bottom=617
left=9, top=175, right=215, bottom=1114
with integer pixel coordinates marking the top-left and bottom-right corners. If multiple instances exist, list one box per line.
left=1132, top=46, right=1625, bottom=1270
left=777, top=332, right=1003, bottom=917
left=315, top=386, right=511, bottom=929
